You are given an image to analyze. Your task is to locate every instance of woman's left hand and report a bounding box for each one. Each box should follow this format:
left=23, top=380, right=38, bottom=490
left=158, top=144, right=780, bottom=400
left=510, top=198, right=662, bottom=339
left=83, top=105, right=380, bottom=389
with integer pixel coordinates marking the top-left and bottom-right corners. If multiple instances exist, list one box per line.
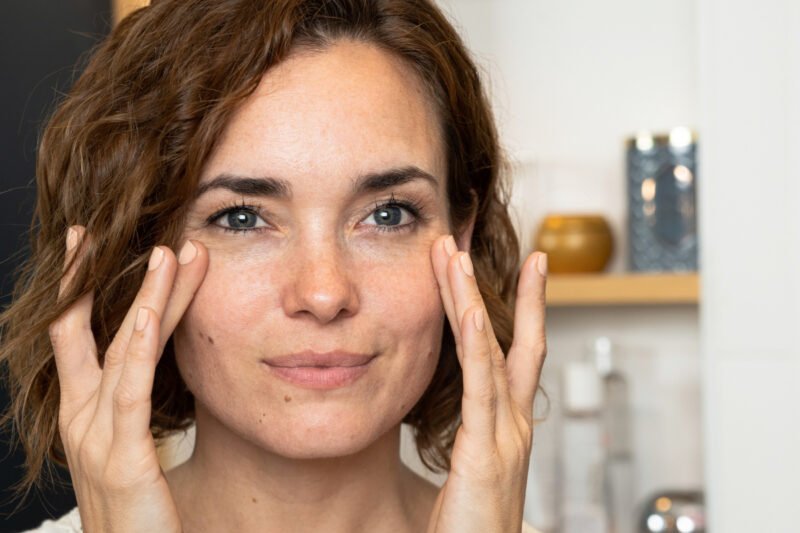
left=426, top=234, right=548, bottom=533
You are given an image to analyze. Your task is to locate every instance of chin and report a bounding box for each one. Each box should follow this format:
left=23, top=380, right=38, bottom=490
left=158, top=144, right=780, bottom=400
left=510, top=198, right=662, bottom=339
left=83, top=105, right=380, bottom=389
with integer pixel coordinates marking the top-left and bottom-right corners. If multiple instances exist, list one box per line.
left=252, top=409, right=399, bottom=459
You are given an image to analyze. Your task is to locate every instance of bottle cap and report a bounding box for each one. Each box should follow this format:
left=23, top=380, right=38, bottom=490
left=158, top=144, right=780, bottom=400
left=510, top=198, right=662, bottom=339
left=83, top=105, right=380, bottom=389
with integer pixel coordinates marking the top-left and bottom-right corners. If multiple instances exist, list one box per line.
left=591, top=336, right=613, bottom=376
left=563, top=361, right=602, bottom=414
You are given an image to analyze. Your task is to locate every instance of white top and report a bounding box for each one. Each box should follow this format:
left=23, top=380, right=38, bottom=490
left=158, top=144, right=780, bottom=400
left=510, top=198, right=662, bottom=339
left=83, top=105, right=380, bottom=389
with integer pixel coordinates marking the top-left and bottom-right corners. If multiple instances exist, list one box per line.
left=25, top=506, right=542, bottom=532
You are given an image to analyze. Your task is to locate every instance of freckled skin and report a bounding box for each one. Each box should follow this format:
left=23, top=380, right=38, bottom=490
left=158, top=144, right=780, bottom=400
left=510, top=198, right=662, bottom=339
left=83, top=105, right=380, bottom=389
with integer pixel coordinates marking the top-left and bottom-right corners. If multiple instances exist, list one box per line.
left=172, top=41, right=451, bottom=463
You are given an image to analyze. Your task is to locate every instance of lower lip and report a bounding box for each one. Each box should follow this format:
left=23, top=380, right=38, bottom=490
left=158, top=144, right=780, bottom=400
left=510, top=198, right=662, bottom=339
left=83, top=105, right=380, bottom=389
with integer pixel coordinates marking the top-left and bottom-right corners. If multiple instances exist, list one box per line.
left=263, top=360, right=373, bottom=389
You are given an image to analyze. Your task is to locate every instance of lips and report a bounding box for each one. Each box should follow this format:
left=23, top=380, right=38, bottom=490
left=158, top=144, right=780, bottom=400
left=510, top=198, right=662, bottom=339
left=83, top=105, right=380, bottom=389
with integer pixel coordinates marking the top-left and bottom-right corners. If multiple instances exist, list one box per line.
left=262, top=350, right=376, bottom=389
left=264, top=350, right=375, bottom=368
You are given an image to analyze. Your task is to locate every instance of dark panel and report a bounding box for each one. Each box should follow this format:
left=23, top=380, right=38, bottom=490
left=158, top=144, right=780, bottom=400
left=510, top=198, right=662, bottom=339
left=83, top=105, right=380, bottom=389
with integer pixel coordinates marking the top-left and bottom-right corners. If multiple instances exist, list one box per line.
left=1, top=1, right=111, bottom=530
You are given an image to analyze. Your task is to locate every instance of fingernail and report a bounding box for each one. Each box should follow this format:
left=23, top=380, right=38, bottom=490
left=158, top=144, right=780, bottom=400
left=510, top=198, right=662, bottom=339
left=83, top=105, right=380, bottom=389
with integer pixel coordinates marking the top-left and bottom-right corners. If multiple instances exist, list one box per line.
left=459, top=253, right=474, bottom=277
left=66, top=227, right=78, bottom=251
left=135, top=307, right=149, bottom=331
left=178, top=240, right=197, bottom=265
left=148, top=246, right=164, bottom=271
left=444, top=235, right=457, bottom=257
left=537, top=253, right=548, bottom=277
left=473, top=309, right=485, bottom=331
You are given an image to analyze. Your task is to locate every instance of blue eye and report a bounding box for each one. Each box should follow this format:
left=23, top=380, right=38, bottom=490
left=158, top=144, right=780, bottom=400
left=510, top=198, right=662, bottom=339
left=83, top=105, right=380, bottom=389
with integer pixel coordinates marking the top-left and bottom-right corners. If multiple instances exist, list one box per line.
left=362, top=201, right=421, bottom=233
left=211, top=206, right=269, bottom=233
left=207, top=199, right=424, bottom=235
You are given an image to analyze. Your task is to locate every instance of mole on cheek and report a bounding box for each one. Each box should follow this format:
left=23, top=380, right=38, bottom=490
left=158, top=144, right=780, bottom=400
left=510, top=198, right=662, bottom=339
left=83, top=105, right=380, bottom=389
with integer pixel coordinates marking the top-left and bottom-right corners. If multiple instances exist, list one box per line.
left=196, top=331, right=215, bottom=345
left=284, top=395, right=292, bottom=402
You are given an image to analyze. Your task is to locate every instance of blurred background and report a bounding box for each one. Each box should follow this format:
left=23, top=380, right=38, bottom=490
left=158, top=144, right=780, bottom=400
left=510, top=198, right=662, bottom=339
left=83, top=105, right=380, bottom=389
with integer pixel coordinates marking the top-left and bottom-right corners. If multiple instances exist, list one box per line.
left=1, top=1, right=797, bottom=532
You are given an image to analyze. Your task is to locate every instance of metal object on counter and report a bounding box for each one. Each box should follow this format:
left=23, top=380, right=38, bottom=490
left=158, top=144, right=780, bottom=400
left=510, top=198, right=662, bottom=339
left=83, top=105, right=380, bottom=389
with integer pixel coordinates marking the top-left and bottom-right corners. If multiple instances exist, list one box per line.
left=626, top=127, right=698, bottom=272
left=638, top=490, right=705, bottom=533
left=534, top=214, right=614, bottom=274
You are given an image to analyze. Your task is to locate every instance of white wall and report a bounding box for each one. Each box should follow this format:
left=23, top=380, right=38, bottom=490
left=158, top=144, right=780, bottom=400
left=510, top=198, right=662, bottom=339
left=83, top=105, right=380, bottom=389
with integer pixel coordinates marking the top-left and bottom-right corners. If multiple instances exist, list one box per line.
left=435, top=1, right=703, bottom=531
left=441, top=0, right=698, bottom=272
left=698, top=0, right=800, bottom=531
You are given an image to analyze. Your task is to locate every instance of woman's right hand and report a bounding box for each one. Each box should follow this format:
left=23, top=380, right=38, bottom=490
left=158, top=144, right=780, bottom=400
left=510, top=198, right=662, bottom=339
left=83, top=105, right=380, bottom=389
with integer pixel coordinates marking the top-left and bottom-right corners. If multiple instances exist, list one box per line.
left=48, top=225, right=209, bottom=533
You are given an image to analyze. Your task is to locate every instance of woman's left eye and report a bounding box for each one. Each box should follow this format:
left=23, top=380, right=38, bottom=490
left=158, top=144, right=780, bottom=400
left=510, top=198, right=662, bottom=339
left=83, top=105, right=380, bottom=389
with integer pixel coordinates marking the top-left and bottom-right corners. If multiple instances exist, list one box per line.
left=362, top=202, right=419, bottom=233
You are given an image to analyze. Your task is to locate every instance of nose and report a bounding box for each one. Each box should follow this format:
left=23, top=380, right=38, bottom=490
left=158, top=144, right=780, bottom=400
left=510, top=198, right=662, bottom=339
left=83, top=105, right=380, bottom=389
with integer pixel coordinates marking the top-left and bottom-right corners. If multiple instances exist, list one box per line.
left=280, top=241, right=359, bottom=323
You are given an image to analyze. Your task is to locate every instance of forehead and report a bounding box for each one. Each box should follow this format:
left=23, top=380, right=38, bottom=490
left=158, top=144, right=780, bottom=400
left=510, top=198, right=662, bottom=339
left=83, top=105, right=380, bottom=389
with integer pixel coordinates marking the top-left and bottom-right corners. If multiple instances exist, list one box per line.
left=199, top=40, right=446, bottom=194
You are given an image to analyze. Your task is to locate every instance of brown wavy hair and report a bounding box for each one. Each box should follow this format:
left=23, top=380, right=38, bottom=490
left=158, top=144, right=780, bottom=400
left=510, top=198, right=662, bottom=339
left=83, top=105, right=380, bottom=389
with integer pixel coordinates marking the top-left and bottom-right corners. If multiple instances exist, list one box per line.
left=0, top=0, right=522, bottom=500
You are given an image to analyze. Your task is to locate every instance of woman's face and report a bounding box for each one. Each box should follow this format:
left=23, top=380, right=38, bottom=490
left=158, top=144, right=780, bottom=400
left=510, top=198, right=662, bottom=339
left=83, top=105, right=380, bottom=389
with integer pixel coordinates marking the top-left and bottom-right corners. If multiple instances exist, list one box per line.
left=175, top=40, right=452, bottom=458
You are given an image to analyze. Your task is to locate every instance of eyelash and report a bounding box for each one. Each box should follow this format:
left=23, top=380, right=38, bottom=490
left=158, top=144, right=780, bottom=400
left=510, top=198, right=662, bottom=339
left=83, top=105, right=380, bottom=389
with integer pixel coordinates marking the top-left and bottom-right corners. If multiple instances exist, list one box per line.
left=205, top=193, right=427, bottom=235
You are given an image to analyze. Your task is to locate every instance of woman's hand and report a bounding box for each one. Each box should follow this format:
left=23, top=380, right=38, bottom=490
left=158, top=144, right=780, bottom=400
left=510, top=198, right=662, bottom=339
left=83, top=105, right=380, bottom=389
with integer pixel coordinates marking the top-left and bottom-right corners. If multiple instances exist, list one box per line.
left=49, top=225, right=209, bottom=532
left=427, top=234, right=547, bottom=533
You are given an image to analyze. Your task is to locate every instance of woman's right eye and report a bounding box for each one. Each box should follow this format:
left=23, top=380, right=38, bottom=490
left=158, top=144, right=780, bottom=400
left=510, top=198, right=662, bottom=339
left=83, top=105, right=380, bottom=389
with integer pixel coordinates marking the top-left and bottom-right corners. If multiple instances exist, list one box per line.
left=211, top=207, right=270, bottom=234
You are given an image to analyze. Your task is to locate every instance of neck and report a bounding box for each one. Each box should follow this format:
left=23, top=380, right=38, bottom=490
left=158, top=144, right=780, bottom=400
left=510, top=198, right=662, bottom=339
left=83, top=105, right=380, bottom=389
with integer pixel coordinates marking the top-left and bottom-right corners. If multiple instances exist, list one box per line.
left=165, top=403, right=436, bottom=533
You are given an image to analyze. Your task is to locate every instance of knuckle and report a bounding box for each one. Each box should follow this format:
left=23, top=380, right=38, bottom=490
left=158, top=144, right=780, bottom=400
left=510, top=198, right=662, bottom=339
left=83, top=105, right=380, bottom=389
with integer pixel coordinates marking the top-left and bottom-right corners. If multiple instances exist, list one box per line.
left=112, top=387, right=141, bottom=412
left=491, top=347, right=507, bottom=369
left=61, top=420, right=80, bottom=452
left=522, top=426, right=534, bottom=450
left=135, top=287, right=158, bottom=305
left=514, top=440, right=532, bottom=469
left=125, top=340, right=155, bottom=368
left=48, top=320, right=67, bottom=347
left=76, top=439, right=104, bottom=471
left=511, top=337, right=547, bottom=360
left=464, top=384, right=497, bottom=411
left=461, top=304, right=483, bottom=332
left=476, top=383, right=497, bottom=407
left=504, top=430, right=530, bottom=462
left=103, top=345, right=126, bottom=368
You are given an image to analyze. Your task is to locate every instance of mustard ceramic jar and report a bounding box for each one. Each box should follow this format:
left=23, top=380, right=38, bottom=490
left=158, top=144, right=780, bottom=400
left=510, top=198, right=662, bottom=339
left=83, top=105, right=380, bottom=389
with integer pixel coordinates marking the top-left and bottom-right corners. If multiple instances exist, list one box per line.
left=533, top=214, right=614, bottom=273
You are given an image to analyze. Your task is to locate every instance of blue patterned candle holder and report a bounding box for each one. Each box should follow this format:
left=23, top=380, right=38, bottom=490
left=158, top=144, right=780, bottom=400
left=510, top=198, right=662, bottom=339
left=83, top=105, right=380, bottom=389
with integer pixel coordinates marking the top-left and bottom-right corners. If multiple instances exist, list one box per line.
left=626, top=127, right=698, bottom=272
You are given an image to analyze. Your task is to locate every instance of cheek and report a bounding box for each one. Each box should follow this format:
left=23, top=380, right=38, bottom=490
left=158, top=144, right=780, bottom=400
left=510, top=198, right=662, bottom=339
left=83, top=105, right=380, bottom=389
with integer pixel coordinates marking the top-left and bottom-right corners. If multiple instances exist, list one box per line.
left=189, top=231, right=444, bottom=313
left=362, top=233, right=443, bottom=304
left=175, top=234, right=446, bottom=362
left=172, top=234, right=446, bottom=432
left=362, top=246, right=445, bottom=409
left=175, top=236, right=444, bottom=387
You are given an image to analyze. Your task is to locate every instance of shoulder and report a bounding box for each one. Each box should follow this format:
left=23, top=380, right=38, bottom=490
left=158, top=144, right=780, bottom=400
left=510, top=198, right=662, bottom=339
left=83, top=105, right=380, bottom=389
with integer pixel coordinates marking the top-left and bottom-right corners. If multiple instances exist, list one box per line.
left=522, top=521, right=542, bottom=533
left=21, top=506, right=82, bottom=532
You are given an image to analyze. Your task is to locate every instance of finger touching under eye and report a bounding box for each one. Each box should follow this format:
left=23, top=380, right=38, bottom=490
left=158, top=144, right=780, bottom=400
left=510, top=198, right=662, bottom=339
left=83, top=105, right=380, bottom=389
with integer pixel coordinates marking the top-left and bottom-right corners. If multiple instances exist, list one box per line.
left=446, top=251, right=501, bottom=354
left=431, top=235, right=461, bottom=351
left=159, top=239, right=209, bottom=353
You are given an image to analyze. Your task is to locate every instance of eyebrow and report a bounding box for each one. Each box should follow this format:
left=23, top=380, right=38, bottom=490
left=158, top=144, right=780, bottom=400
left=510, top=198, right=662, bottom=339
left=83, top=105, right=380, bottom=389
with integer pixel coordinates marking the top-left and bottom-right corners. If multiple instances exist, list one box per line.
left=194, top=165, right=439, bottom=200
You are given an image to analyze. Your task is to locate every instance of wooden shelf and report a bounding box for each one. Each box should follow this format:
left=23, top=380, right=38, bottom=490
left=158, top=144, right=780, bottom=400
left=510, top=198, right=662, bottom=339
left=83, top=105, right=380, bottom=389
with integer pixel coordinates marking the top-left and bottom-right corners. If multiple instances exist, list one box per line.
left=546, top=272, right=699, bottom=307
left=113, top=0, right=149, bottom=24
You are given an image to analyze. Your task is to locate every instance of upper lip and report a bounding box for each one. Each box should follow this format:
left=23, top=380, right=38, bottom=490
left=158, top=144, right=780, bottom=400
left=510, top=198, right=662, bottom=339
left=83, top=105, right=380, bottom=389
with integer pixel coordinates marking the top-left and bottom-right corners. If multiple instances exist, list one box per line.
left=264, top=350, right=376, bottom=368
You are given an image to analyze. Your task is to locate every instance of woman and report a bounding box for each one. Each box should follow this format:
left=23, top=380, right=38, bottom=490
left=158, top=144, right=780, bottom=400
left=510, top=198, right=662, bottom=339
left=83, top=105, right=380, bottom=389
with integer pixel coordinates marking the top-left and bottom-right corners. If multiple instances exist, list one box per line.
left=0, top=1, right=547, bottom=531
